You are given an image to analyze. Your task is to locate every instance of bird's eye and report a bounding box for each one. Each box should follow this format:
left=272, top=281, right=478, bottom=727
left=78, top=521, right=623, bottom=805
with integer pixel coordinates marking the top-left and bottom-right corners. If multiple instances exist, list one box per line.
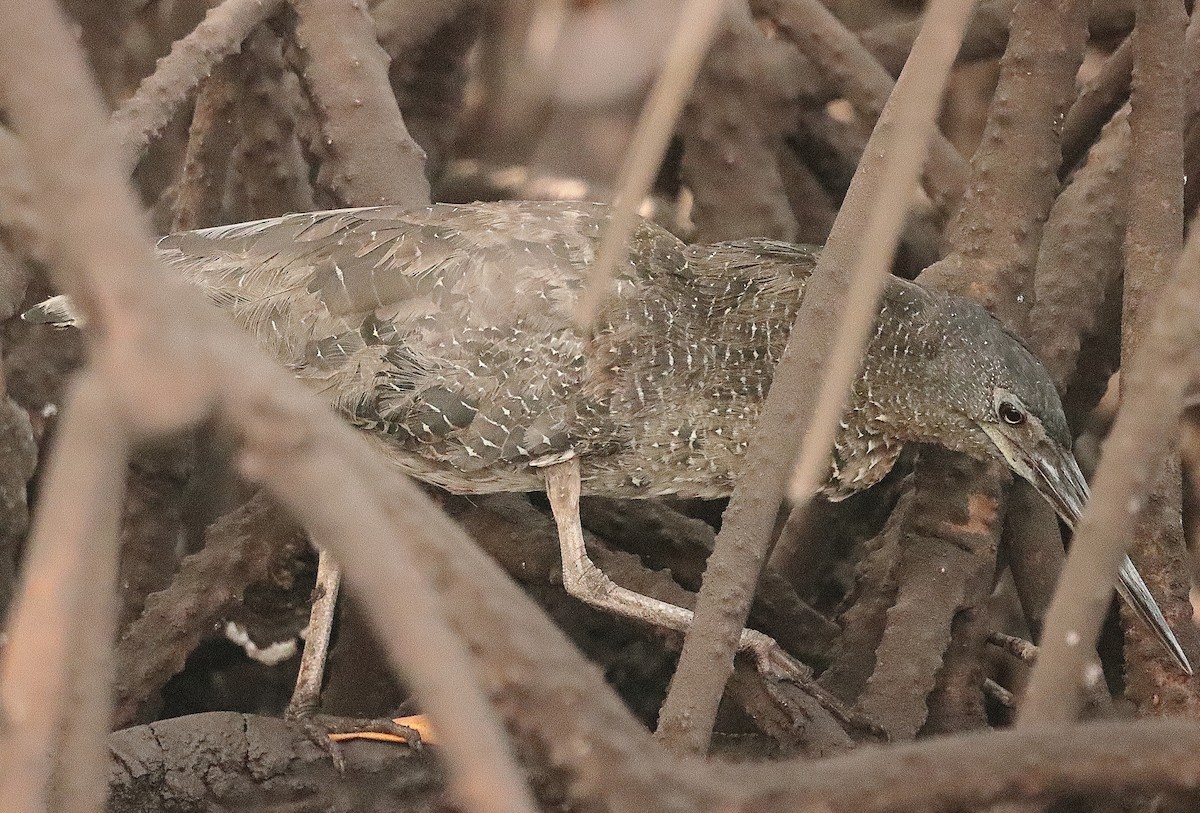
left=998, top=401, right=1026, bottom=426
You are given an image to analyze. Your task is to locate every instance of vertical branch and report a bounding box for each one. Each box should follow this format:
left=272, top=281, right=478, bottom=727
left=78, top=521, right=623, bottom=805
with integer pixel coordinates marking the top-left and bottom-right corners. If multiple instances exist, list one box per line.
left=573, top=0, right=727, bottom=327
left=855, top=451, right=1004, bottom=738
left=386, top=11, right=478, bottom=179
left=172, top=54, right=245, bottom=232
left=1019, top=232, right=1200, bottom=723
left=680, top=4, right=798, bottom=243
left=230, top=29, right=317, bottom=220
left=919, top=0, right=1090, bottom=333
left=288, top=0, right=429, bottom=207
left=1002, top=482, right=1066, bottom=639
left=817, top=487, right=913, bottom=703
left=654, top=0, right=973, bottom=754
left=865, top=0, right=1089, bottom=730
left=113, top=437, right=194, bottom=631
left=1017, top=110, right=1130, bottom=639
left=1119, top=0, right=1197, bottom=708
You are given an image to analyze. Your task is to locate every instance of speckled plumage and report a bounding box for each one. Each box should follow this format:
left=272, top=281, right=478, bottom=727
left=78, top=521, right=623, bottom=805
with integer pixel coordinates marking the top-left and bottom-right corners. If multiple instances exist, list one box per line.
left=149, top=199, right=1068, bottom=502
left=29, top=199, right=1191, bottom=674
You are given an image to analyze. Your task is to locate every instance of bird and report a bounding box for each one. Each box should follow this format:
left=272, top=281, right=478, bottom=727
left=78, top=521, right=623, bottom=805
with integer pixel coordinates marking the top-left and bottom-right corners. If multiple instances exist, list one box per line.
left=26, top=198, right=1191, bottom=680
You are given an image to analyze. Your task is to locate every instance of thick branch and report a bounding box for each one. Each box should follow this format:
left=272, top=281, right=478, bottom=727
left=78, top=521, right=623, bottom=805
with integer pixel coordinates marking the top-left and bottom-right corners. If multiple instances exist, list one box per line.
left=680, top=4, right=797, bottom=243
left=655, top=0, right=973, bottom=754
left=0, top=1, right=530, bottom=810
left=171, top=54, right=244, bottom=231
left=1019, top=216, right=1200, bottom=721
left=107, top=711, right=1200, bottom=813
left=288, top=0, right=429, bottom=207
left=1060, top=37, right=1132, bottom=177
left=111, top=0, right=286, bottom=172
left=229, top=28, right=317, bottom=220
left=920, top=0, right=1090, bottom=333
left=0, top=374, right=128, bottom=813
left=1030, top=108, right=1130, bottom=387
left=1118, top=0, right=1197, bottom=710
left=111, top=494, right=306, bottom=727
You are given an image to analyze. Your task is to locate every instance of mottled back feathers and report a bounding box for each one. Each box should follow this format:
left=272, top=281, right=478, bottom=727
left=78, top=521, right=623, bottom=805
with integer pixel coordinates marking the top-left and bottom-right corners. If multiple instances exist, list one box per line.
left=143, top=199, right=1060, bottom=500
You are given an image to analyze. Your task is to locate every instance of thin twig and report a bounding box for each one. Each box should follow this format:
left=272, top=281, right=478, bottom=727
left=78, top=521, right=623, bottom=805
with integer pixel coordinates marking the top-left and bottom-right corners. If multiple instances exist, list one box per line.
left=573, top=0, right=727, bottom=327
left=654, top=0, right=974, bottom=755
left=983, top=677, right=1016, bottom=708
left=988, top=630, right=1038, bottom=663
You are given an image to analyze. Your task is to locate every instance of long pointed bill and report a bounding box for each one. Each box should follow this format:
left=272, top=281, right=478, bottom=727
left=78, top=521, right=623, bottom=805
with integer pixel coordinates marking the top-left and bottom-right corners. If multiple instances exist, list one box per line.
left=981, top=425, right=1193, bottom=675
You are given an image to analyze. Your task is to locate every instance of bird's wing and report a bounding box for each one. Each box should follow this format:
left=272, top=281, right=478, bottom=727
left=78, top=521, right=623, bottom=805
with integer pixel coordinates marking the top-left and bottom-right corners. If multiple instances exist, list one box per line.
left=155, top=200, right=674, bottom=480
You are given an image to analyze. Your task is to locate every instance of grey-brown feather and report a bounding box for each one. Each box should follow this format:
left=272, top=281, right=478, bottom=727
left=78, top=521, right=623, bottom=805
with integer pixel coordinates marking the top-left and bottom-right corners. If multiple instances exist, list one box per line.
left=134, top=200, right=1061, bottom=499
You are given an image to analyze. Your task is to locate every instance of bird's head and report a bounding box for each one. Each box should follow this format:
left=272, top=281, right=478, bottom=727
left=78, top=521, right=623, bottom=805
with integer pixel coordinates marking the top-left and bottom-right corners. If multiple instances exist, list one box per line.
left=889, top=288, right=1190, bottom=673
left=911, top=292, right=1087, bottom=527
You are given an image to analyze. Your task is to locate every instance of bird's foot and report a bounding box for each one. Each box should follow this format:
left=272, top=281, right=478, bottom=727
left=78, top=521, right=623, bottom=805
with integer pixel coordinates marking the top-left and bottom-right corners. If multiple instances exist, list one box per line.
left=741, top=627, right=814, bottom=682
left=741, top=629, right=886, bottom=739
left=285, top=706, right=425, bottom=771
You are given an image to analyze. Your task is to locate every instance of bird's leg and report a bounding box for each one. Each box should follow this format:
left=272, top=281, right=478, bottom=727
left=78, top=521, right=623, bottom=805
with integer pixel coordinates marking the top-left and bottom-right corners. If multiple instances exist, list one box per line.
left=285, top=547, right=421, bottom=767
left=287, top=546, right=341, bottom=717
left=541, top=457, right=811, bottom=684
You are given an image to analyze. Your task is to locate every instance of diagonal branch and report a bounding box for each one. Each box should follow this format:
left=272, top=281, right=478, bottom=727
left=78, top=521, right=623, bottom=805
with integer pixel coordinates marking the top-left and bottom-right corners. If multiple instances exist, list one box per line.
left=654, top=0, right=974, bottom=754
left=0, top=373, right=128, bottom=813
left=111, top=0, right=287, bottom=173
left=1019, top=212, right=1200, bottom=723
left=0, top=1, right=531, bottom=811
left=752, top=0, right=969, bottom=215
left=287, top=0, right=429, bottom=208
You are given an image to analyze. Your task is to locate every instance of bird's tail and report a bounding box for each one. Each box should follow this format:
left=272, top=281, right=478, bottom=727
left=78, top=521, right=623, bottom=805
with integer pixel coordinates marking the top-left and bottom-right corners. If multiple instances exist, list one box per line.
left=1117, top=555, right=1193, bottom=675
left=21, top=294, right=85, bottom=328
